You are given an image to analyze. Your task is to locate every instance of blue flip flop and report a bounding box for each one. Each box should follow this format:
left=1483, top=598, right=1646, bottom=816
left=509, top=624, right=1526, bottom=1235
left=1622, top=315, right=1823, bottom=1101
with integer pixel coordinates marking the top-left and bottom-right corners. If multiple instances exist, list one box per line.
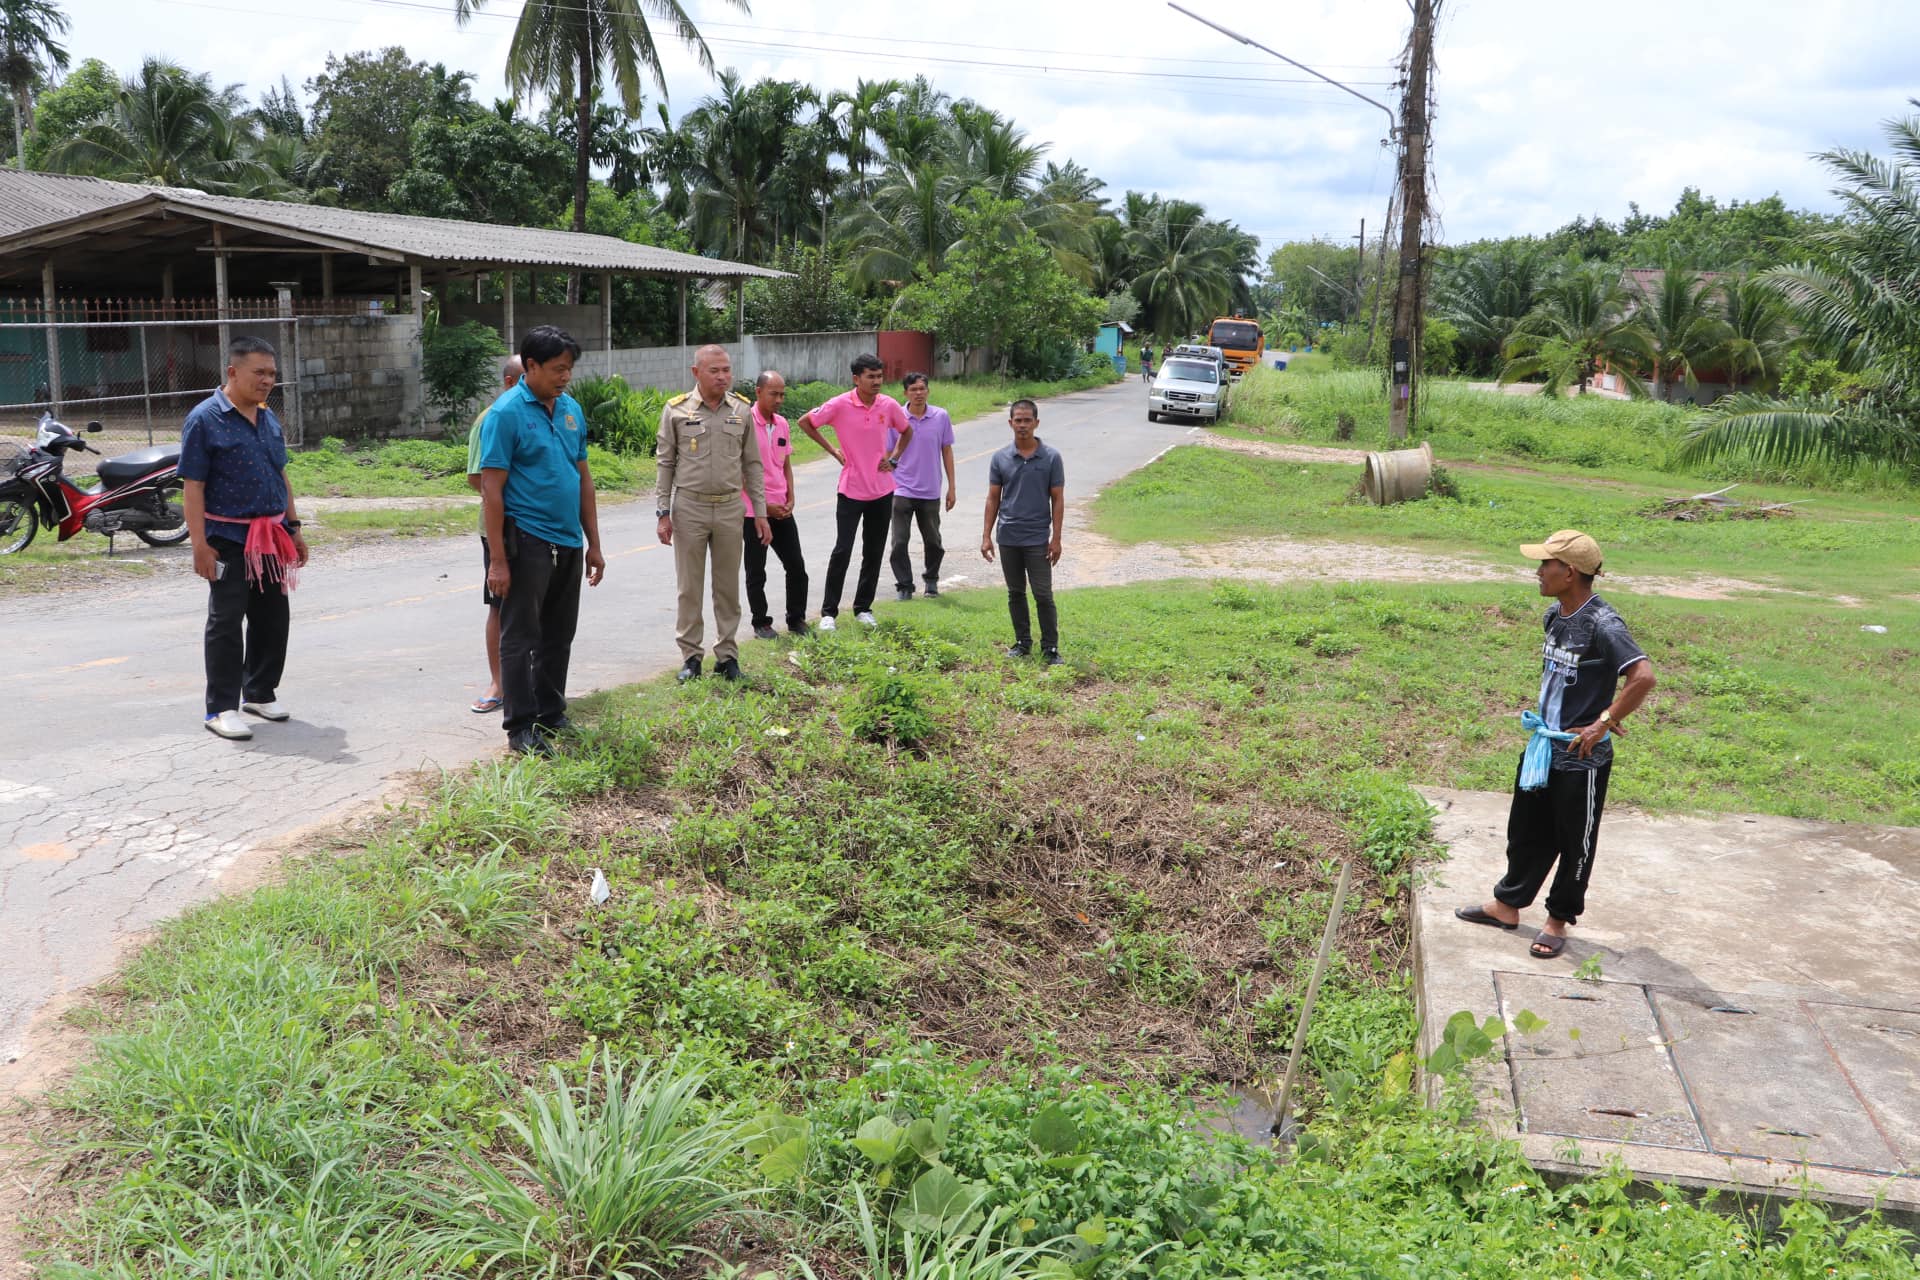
left=470, top=695, right=503, bottom=714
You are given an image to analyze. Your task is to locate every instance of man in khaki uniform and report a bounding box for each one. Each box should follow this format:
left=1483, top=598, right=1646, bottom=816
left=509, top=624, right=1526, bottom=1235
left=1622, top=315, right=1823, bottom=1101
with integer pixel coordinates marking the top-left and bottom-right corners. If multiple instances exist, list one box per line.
left=657, top=344, right=770, bottom=682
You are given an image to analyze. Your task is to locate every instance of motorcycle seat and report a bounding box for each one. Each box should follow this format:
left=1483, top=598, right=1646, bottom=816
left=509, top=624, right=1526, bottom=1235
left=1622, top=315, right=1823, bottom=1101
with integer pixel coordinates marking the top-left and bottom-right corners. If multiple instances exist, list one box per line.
left=95, top=445, right=180, bottom=487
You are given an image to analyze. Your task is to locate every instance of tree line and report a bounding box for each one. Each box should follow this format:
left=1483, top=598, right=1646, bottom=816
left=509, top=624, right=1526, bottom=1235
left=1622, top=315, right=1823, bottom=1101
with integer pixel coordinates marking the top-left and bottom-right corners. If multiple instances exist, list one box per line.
left=1258, top=133, right=1920, bottom=472
left=2, top=0, right=1261, bottom=375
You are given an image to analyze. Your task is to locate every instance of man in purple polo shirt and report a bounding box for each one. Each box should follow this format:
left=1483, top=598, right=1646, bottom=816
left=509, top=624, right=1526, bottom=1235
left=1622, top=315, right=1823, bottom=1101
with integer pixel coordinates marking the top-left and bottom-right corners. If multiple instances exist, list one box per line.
left=887, top=372, right=956, bottom=602
left=797, top=352, right=912, bottom=630
left=742, top=369, right=809, bottom=639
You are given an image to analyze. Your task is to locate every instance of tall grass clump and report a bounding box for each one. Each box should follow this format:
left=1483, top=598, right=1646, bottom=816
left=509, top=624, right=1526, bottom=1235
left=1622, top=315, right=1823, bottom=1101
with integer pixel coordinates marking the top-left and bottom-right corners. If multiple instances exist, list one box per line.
left=418, top=1052, right=755, bottom=1279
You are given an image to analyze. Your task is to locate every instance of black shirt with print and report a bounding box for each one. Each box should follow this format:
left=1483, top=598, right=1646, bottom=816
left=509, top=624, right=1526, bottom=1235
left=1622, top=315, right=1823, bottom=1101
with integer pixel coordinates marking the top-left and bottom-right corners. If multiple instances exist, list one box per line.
left=1537, top=595, right=1647, bottom=772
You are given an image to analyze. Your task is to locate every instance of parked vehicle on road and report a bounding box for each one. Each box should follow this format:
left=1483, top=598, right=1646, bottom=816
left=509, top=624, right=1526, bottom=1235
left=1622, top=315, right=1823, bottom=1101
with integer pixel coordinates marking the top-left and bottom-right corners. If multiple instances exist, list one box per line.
left=1167, top=343, right=1230, bottom=383
left=0, top=414, right=186, bottom=554
left=1148, top=355, right=1232, bottom=424
left=1207, top=316, right=1265, bottom=378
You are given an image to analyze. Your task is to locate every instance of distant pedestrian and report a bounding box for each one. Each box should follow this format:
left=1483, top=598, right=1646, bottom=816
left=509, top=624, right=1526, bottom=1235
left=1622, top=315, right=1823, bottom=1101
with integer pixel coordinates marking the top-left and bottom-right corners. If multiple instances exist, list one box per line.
left=477, top=325, right=606, bottom=755
left=1455, top=530, right=1657, bottom=959
left=742, top=369, right=808, bottom=640
left=465, top=353, right=523, bottom=713
left=797, top=352, right=912, bottom=630
left=888, top=372, right=955, bottom=601
left=657, top=343, right=770, bottom=682
left=980, top=398, right=1065, bottom=665
left=180, top=336, right=309, bottom=741
left=1141, top=344, right=1155, bottom=382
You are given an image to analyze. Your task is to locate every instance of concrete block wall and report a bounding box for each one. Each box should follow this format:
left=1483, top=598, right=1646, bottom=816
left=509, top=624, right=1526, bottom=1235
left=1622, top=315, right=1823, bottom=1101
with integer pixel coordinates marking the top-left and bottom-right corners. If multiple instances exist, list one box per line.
left=601, top=332, right=884, bottom=393
left=296, top=313, right=422, bottom=441
left=441, top=302, right=608, bottom=352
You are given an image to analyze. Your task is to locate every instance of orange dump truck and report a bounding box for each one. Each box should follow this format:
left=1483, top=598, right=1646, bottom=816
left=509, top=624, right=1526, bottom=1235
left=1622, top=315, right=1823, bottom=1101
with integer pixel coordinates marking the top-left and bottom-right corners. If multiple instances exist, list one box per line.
left=1207, top=317, right=1265, bottom=377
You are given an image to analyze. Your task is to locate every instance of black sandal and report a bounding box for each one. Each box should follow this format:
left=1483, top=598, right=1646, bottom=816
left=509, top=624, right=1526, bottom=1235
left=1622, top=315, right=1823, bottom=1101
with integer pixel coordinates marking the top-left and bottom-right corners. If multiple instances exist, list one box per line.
left=1455, top=904, right=1519, bottom=931
left=1530, top=931, right=1567, bottom=959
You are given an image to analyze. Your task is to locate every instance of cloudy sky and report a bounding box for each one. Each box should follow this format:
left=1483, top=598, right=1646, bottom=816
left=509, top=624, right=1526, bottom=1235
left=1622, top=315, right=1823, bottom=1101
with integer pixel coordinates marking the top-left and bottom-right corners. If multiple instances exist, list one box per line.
left=61, top=0, right=1918, bottom=257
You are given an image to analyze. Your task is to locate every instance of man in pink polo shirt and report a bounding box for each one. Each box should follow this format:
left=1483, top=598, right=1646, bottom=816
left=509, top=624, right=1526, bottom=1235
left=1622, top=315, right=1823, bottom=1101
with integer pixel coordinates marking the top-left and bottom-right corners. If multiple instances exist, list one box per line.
left=741, top=369, right=809, bottom=638
left=797, top=352, right=913, bottom=630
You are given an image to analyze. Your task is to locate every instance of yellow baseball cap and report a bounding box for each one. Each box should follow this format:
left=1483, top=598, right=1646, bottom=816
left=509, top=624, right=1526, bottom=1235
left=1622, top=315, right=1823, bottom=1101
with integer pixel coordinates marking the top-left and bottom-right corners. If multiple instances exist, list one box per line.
left=1520, top=529, right=1603, bottom=574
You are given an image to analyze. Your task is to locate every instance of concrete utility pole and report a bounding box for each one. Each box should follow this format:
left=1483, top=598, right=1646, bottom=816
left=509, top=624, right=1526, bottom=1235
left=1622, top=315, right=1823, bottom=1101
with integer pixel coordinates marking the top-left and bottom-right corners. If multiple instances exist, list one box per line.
left=1387, top=0, right=1437, bottom=439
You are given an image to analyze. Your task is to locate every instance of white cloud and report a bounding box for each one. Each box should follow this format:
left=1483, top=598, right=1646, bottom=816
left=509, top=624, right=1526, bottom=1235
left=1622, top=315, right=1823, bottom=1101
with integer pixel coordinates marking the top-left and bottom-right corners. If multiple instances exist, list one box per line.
left=59, top=0, right=1918, bottom=257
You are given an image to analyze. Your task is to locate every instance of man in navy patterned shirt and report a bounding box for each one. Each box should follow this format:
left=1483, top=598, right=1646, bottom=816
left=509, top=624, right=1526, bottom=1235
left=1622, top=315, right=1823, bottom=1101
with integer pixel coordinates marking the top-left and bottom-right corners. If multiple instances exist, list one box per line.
left=179, top=336, right=308, bottom=742
left=1456, top=531, right=1656, bottom=959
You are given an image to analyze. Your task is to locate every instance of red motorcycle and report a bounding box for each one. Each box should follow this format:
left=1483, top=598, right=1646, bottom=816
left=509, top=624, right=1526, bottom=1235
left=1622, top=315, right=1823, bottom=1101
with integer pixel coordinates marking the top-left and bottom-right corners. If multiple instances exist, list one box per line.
left=0, top=413, right=187, bottom=554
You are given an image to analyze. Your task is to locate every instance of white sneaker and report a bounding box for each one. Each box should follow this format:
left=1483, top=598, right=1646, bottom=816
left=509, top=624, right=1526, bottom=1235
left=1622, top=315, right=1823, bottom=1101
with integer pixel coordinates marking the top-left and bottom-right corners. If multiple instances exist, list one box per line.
left=241, top=700, right=290, bottom=721
left=818, top=615, right=837, bottom=632
left=856, top=611, right=878, bottom=628
left=205, top=710, right=253, bottom=740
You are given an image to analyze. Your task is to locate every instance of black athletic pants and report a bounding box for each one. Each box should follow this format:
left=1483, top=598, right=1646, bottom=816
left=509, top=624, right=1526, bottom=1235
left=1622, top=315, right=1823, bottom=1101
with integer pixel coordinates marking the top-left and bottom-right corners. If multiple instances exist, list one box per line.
left=497, top=528, right=582, bottom=743
left=889, top=495, right=945, bottom=593
left=1493, top=759, right=1611, bottom=924
left=820, top=494, right=890, bottom=617
left=204, top=537, right=290, bottom=716
left=998, top=541, right=1058, bottom=651
left=744, top=514, right=809, bottom=630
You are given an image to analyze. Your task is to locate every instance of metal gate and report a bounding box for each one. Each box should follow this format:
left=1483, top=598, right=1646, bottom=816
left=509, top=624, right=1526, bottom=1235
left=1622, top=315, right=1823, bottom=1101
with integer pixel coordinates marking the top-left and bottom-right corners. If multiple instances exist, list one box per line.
left=0, top=297, right=321, bottom=473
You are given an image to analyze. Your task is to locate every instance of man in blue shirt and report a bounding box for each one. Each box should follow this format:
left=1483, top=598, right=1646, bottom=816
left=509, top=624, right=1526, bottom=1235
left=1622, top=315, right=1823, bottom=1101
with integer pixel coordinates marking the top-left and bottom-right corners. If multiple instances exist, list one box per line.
left=980, top=399, right=1065, bottom=664
left=477, top=326, right=606, bottom=755
left=179, top=336, right=309, bottom=741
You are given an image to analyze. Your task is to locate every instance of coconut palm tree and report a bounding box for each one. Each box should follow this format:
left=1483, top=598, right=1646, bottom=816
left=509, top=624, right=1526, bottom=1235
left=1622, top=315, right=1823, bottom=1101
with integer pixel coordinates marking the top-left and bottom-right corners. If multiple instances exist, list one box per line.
left=840, top=158, right=963, bottom=287
left=1712, top=273, right=1794, bottom=394
left=50, top=59, right=267, bottom=192
left=0, top=0, right=69, bottom=171
left=828, top=76, right=901, bottom=198
left=1127, top=200, right=1247, bottom=338
left=454, top=0, right=749, bottom=298
left=1499, top=264, right=1653, bottom=397
left=1637, top=266, right=1729, bottom=402
left=1682, top=113, right=1920, bottom=468
left=1438, top=243, right=1547, bottom=376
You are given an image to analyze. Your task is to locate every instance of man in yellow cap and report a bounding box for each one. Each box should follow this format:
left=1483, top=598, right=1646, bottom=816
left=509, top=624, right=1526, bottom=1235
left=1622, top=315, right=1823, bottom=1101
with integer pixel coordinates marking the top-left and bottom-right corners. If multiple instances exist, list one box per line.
left=1455, top=530, right=1656, bottom=959
left=656, top=344, right=771, bottom=683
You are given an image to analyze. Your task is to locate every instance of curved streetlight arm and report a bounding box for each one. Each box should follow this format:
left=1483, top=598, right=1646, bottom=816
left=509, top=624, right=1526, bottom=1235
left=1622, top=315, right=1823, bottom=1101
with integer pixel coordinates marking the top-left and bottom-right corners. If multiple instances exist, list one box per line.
left=1167, top=3, right=1399, bottom=141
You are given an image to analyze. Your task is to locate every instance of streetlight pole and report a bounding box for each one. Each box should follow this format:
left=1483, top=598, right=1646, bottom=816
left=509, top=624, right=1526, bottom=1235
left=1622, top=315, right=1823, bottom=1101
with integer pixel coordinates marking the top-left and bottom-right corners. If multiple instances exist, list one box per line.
left=1166, top=4, right=1398, bottom=143
left=1387, top=0, right=1437, bottom=439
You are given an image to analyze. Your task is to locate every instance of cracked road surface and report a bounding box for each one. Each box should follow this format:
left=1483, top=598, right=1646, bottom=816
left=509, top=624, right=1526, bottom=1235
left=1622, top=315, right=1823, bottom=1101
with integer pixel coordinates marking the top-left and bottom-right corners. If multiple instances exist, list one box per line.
left=0, top=380, right=1180, bottom=1070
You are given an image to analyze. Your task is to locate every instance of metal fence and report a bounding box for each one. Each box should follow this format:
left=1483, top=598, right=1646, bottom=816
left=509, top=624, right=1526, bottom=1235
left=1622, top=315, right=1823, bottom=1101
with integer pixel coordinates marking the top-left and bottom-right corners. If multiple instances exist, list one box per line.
left=0, top=296, right=407, bottom=472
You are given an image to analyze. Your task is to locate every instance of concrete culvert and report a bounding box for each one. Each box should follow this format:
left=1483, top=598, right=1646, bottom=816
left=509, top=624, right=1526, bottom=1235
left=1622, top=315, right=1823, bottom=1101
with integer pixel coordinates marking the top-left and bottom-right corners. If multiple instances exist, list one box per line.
left=1362, top=441, right=1434, bottom=505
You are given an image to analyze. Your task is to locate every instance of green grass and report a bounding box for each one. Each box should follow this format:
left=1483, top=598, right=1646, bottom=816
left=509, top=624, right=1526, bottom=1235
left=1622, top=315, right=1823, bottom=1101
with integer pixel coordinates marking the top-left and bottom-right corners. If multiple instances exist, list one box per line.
left=287, top=437, right=647, bottom=499
left=31, top=583, right=1920, bottom=1277
left=1231, top=361, right=1918, bottom=492
left=1093, top=444, right=1920, bottom=602
left=0, top=538, right=162, bottom=592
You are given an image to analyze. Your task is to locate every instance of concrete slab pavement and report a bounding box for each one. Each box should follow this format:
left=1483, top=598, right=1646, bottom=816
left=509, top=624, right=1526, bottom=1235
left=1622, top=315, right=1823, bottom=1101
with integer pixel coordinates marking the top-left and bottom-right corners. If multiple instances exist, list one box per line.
left=1415, top=786, right=1920, bottom=1215
left=0, top=379, right=1179, bottom=1082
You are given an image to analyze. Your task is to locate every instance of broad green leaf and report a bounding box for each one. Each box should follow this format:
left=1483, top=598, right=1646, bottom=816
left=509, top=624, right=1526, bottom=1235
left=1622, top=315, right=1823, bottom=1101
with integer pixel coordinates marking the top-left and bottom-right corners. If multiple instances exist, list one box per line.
left=1030, top=1103, right=1081, bottom=1155
left=759, top=1136, right=809, bottom=1186
left=1513, top=1009, right=1548, bottom=1036
left=1381, top=1050, right=1412, bottom=1099
left=852, top=1115, right=904, bottom=1166
left=1076, top=1217, right=1109, bottom=1247
left=892, top=1165, right=987, bottom=1235
left=904, top=1116, right=941, bottom=1160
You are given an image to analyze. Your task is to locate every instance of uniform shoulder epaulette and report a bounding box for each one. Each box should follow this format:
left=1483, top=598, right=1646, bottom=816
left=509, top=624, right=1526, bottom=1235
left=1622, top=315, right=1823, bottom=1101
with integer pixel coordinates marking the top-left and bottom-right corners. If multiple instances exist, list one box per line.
left=728, top=391, right=752, bottom=406
left=667, top=391, right=693, bottom=406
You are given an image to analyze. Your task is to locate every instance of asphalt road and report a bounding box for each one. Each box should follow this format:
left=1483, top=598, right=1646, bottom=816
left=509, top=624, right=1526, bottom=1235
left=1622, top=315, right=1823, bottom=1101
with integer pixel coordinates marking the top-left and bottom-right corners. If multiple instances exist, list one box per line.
left=0, top=378, right=1176, bottom=1067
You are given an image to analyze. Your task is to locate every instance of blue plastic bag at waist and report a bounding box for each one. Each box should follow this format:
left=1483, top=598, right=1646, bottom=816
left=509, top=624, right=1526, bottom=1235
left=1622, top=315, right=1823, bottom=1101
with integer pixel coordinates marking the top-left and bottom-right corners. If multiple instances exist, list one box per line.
left=1518, top=709, right=1607, bottom=790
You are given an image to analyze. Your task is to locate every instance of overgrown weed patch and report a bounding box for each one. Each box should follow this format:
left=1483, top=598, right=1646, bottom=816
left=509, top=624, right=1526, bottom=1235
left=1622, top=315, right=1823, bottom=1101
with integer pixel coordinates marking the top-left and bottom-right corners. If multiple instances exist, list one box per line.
left=27, top=589, right=1919, bottom=1277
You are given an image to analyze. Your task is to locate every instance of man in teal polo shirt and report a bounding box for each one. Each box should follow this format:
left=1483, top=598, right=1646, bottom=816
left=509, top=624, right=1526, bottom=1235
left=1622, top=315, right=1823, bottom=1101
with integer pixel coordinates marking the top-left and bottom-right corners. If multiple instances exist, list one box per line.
left=478, top=326, right=606, bottom=755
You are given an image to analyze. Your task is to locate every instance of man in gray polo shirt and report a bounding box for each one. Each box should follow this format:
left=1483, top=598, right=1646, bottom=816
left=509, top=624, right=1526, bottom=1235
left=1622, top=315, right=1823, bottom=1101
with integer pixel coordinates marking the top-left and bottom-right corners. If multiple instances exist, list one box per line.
left=980, top=398, right=1065, bottom=664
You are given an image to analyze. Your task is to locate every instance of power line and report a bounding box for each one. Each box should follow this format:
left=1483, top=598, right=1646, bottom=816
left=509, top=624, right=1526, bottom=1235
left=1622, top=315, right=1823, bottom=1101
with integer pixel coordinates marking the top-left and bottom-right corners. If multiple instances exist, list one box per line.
left=346, top=0, right=1396, bottom=88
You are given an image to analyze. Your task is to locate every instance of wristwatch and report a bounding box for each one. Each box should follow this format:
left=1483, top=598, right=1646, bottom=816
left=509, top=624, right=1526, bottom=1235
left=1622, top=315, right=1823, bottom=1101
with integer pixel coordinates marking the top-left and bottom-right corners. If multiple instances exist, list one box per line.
left=1597, top=710, right=1612, bottom=725
left=655, top=508, right=672, bottom=518
left=284, top=519, right=302, bottom=531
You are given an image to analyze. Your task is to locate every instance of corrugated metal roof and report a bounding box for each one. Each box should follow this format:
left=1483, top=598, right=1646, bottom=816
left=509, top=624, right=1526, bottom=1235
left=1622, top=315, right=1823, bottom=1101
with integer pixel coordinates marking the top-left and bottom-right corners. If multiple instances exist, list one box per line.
left=0, top=170, right=783, bottom=279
